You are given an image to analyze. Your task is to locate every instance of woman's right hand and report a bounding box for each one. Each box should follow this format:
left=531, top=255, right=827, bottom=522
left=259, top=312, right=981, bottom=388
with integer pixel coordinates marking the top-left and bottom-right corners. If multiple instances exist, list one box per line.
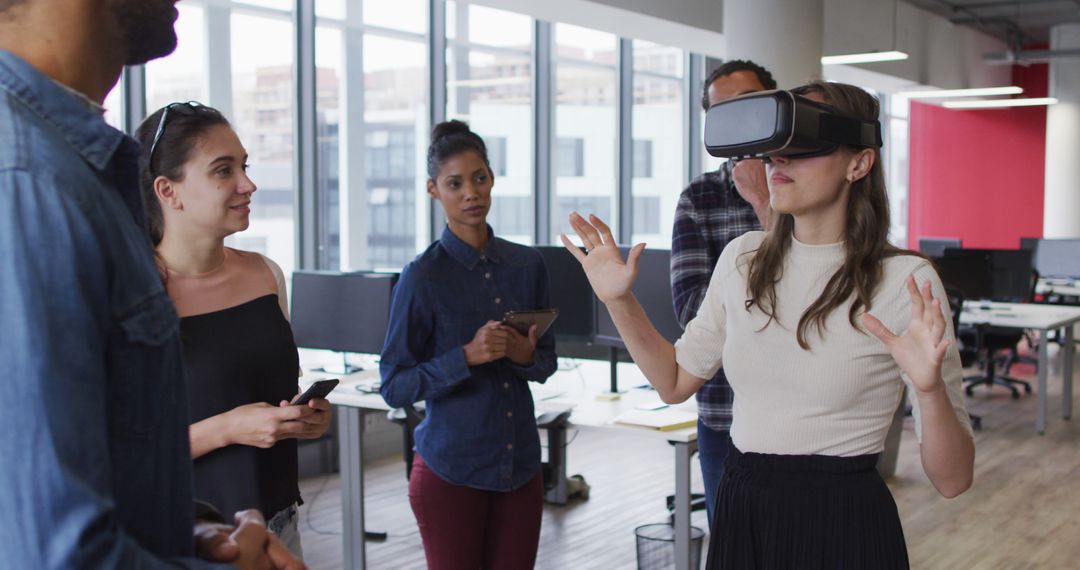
left=560, top=212, right=645, bottom=305
left=223, top=402, right=314, bottom=449
left=463, top=320, right=509, bottom=366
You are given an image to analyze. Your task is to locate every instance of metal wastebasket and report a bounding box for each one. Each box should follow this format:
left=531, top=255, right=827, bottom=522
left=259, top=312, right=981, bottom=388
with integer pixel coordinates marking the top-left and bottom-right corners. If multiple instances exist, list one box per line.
left=634, top=523, right=705, bottom=570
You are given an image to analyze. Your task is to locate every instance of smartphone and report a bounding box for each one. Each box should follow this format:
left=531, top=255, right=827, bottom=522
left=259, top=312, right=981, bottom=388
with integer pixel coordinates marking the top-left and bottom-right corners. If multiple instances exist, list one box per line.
left=293, top=379, right=339, bottom=406
left=502, top=309, right=559, bottom=337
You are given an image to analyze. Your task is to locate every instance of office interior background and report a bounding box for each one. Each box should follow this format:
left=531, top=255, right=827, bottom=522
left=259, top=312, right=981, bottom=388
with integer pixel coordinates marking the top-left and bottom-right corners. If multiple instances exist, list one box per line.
left=100, top=0, right=1080, bottom=568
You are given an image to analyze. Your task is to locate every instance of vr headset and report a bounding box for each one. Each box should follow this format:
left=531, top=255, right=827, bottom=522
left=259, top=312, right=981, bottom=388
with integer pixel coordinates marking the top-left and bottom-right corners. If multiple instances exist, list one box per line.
left=704, top=89, right=882, bottom=160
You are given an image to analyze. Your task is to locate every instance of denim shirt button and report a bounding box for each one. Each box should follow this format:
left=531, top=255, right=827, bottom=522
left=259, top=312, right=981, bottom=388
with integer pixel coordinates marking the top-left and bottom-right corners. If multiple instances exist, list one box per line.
left=506, top=411, right=512, bottom=418
left=506, top=443, right=513, bottom=450
left=494, top=297, right=501, bottom=304
left=485, top=272, right=491, bottom=279
left=503, top=382, right=509, bottom=389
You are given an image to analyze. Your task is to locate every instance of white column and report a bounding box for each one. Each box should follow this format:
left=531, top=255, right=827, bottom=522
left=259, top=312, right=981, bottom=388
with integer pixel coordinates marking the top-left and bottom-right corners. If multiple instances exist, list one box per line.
left=1044, top=23, right=1080, bottom=239
left=341, top=2, right=369, bottom=270
left=722, top=0, right=823, bottom=89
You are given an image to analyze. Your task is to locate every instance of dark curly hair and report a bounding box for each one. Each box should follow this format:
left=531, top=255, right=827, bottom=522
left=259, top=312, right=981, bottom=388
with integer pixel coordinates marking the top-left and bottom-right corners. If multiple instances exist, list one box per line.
left=701, top=59, right=777, bottom=110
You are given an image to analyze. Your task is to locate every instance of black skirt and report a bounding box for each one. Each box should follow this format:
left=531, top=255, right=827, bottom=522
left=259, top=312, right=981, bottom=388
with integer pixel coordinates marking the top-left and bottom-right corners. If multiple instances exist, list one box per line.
left=707, top=441, right=909, bottom=570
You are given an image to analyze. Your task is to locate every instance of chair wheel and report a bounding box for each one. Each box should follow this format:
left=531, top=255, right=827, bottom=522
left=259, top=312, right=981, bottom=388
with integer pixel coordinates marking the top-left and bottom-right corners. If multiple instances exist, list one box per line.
left=1010, top=389, right=1020, bottom=399
left=965, top=386, right=975, bottom=397
left=1024, top=384, right=1032, bottom=394
left=972, top=417, right=982, bottom=431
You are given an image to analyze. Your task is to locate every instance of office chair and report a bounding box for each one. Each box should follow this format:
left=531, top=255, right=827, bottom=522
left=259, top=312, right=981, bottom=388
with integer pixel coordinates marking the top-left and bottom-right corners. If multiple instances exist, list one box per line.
left=962, top=269, right=1038, bottom=399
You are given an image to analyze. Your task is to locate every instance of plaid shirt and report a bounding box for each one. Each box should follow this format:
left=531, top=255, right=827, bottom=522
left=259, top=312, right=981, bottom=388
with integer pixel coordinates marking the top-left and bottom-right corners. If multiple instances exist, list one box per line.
left=670, top=162, right=762, bottom=432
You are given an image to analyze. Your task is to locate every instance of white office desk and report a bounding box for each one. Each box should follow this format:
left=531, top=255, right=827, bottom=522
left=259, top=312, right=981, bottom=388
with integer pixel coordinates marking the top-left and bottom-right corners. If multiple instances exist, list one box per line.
left=303, top=358, right=700, bottom=570
left=959, top=302, right=1080, bottom=433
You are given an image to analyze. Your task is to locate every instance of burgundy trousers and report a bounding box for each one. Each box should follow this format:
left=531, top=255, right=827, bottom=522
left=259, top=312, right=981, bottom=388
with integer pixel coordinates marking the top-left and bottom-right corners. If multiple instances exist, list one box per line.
left=408, top=453, right=544, bottom=570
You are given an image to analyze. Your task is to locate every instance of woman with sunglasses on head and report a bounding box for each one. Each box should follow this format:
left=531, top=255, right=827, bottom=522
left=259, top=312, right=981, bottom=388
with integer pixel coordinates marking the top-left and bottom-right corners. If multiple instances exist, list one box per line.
left=379, top=120, right=557, bottom=570
left=564, top=82, right=974, bottom=569
left=136, top=102, right=332, bottom=559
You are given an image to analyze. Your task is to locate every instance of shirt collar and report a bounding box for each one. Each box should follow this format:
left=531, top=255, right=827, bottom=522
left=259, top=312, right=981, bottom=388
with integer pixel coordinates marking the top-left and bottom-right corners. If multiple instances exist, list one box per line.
left=0, top=50, right=126, bottom=172
left=440, top=224, right=502, bottom=270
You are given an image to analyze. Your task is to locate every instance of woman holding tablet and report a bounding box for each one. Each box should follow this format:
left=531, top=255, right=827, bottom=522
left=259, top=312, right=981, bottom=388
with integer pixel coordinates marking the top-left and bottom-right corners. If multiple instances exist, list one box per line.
left=562, top=82, right=974, bottom=569
left=380, top=120, right=558, bottom=570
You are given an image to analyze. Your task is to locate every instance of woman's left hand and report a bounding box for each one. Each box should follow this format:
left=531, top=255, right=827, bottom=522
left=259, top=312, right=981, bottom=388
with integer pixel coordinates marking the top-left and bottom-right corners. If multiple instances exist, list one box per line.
left=279, top=395, right=333, bottom=439
left=862, top=275, right=950, bottom=394
left=503, top=323, right=538, bottom=366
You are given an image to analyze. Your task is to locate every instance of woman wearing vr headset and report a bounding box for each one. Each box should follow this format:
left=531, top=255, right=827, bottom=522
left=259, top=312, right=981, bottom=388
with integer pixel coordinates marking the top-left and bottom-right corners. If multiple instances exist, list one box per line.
left=563, top=81, right=973, bottom=569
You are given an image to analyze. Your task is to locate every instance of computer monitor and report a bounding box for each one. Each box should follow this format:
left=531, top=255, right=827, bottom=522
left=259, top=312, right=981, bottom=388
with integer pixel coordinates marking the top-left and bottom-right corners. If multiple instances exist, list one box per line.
left=291, top=270, right=398, bottom=372
left=594, top=248, right=683, bottom=347
left=535, top=245, right=597, bottom=342
left=935, top=250, right=993, bottom=302
left=942, top=248, right=1033, bottom=302
left=1033, top=239, right=1080, bottom=280
left=918, top=237, right=962, bottom=258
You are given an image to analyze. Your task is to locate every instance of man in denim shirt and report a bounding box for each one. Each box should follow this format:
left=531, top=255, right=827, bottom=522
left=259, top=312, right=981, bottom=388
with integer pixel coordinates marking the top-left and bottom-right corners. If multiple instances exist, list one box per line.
left=0, top=1, right=300, bottom=568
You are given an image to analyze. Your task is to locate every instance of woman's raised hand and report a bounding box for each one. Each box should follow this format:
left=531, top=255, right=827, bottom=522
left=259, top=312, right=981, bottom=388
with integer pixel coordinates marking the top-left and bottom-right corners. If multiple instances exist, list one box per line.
left=862, top=276, right=951, bottom=394
left=559, top=212, right=645, bottom=305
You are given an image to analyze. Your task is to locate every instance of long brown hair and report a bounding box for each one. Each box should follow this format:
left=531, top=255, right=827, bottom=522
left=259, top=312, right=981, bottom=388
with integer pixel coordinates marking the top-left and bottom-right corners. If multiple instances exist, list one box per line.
left=742, top=81, right=914, bottom=349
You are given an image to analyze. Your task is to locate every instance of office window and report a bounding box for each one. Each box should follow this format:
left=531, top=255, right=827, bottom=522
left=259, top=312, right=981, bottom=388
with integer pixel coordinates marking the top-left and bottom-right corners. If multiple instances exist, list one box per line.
left=145, top=2, right=208, bottom=113
left=556, top=195, right=612, bottom=231
left=699, top=58, right=725, bottom=175
left=486, top=136, right=508, bottom=177
left=633, top=196, right=660, bottom=234
left=315, top=0, right=344, bottom=19
left=631, top=40, right=684, bottom=246
left=229, top=9, right=296, bottom=278
left=632, top=139, right=653, bottom=178
left=362, top=34, right=427, bottom=270
left=315, top=25, right=343, bottom=270
left=364, top=0, right=427, bottom=34
left=552, top=23, right=617, bottom=241
left=314, top=1, right=429, bottom=272
left=886, top=94, right=909, bottom=248
left=103, top=84, right=123, bottom=130
left=446, top=2, right=534, bottom=244
left=557, top=138, right=585, bottom=177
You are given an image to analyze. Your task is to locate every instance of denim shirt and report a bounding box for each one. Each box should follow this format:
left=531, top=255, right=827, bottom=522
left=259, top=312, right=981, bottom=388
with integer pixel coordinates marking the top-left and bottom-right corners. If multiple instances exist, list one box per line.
left=0, top=51, right=223, bottom=568
left=380, top=226, right=558, bottom=492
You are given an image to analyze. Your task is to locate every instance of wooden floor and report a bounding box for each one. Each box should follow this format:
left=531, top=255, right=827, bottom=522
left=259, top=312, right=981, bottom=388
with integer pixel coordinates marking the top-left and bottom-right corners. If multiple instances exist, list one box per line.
left=297, top=354, right=1080, bottom=570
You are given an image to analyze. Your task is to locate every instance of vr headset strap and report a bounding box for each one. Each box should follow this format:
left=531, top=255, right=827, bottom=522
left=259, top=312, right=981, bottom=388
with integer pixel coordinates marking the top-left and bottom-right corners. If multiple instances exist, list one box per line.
left=818, top=114, right=883, bottom=148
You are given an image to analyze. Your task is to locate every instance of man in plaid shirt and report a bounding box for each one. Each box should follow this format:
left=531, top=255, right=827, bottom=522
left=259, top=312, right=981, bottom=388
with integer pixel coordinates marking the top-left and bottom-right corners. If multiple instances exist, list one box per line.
left=670, top=60, right=776, bottom=526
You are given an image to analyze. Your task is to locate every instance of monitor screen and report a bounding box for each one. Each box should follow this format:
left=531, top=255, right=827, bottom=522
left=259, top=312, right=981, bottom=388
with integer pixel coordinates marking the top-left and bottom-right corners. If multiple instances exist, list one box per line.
left=535, top=246, right=597, bottom=341
left=290, top=271, right=398, bottom=354
left=594, top=248, right=683, bottom=347
left=918, top=237, right=962, bottom=258
left=1034, top=239, right=1080, bottom=280
left=942, top=248, right=1032, bottom=302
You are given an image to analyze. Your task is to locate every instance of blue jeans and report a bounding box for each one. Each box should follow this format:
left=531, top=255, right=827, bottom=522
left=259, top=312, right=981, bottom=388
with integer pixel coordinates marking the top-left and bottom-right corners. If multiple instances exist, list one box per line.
left=268, top=503, right=304, bottom=560
left=697, top=420, right=731, bottom=529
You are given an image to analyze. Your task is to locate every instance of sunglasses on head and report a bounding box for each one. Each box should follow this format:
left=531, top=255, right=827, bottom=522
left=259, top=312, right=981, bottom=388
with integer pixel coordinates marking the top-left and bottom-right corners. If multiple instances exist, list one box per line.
left=147, top=101, right=216, bottom=174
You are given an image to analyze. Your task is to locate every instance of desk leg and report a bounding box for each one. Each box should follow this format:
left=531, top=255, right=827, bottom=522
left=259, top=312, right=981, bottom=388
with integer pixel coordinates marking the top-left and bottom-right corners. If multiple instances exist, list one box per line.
left=673, top=440, right=697, bottom=570
left=338, top=406, right=366, bottom=570
left=1038, top=331, right=1050, bottom=434
left=543, top=424, right=569, bottom=505
left=1064, top=325, right=1075, bottom=420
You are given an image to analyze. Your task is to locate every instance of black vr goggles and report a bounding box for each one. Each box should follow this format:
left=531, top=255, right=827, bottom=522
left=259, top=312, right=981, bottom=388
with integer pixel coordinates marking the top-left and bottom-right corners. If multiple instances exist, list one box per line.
left=704, top=89, right=882, bottom=160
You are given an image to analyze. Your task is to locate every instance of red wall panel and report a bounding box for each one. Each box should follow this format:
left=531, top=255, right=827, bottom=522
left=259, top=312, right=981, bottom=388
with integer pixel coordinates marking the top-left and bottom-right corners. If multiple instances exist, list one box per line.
left=906, top=63, right=1048, bottom=250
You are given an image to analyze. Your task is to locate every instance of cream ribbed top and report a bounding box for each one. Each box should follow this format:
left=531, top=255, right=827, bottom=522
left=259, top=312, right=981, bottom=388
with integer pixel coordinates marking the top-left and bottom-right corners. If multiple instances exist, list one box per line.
left=674, top=231, right=973, bottom=456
